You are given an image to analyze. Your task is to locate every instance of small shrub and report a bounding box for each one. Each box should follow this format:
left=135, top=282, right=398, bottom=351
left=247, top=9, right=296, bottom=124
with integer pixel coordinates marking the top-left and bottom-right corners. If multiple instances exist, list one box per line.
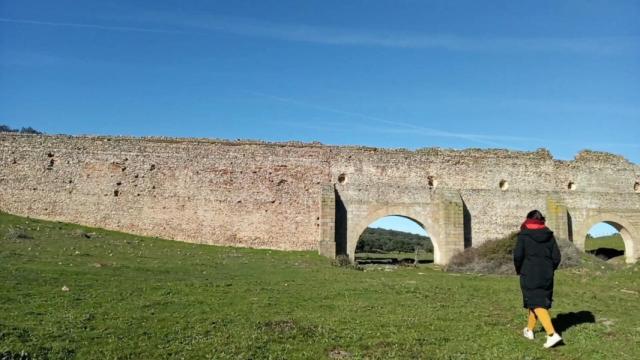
left=478, top=231, right=518, bottom=262
left=331, top=255, right=363, bottom=271
left=557, top=239, right=582, bottom=268
left=331, top=255, right=351, bottom=267
left=446, top=232, right=518, bottom=275
left=4, top=227, right=33, bottom=241
left=446, top=232, right=581, bottom=275
left=398, top=258, right=416, bottom=267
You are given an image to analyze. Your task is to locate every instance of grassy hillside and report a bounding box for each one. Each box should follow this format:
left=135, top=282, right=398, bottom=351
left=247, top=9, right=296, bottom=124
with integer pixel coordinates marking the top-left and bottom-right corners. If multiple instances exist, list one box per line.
left=1, top=212, right=639, bottom=359
left=585, top=233, right=625, bottom=251
left=585, top=233, right=626, bottom=261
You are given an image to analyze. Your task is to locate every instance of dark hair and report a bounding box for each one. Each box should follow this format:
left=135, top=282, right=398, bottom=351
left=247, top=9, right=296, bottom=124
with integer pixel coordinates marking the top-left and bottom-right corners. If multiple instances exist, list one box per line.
left=526, top=210, right=545, bottom=221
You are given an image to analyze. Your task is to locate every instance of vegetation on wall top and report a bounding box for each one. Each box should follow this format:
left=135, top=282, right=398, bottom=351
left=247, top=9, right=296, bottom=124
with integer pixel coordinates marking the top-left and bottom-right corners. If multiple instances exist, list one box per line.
left=0, top=124, right=42, bottom=134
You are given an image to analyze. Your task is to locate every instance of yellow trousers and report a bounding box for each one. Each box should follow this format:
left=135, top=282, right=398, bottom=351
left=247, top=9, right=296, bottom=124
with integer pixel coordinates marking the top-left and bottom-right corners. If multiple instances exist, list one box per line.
left=527, top=308, right=556, bottom=336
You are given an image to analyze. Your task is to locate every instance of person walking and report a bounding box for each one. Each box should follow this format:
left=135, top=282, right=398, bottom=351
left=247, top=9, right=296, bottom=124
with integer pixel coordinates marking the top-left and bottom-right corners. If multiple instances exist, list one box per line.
left=513, top=210, right=563, bottom=348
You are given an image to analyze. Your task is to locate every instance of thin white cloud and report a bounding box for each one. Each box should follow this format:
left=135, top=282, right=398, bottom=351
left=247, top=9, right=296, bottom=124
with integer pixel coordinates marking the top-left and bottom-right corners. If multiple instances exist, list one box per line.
left=4, top=13, right=637, bottom=54
left=251, top=92, right=640, bottom=152
left=0, top=17, right=180, bottom=34
left=248, top=91, right=519, bottom=147
left=134, top=12, right=639, bottom=54
left=479, top=97, right=640, bottom=118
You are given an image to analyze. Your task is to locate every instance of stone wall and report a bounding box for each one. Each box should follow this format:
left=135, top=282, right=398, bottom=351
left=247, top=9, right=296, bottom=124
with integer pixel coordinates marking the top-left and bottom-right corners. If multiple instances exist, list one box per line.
left=1, top=133, right=639, bottom=263
left=0, top=134, right=330, bottom=250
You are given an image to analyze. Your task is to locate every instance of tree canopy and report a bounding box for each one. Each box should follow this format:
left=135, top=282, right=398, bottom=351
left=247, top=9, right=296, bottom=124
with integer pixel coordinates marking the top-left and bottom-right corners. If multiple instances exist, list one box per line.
left=356, top=227, right=432, bottom=253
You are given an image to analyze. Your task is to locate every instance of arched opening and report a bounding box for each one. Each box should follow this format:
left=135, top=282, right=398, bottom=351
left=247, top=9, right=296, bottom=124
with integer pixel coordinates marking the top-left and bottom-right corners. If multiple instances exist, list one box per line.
left=355, top=215, right=433, bottom=265
left=585, top=222, right=626, bottom=261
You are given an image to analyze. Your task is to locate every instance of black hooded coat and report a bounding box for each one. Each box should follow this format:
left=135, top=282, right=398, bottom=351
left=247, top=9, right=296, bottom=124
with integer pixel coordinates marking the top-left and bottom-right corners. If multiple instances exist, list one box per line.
left=513, top=227, right=561, bottom=309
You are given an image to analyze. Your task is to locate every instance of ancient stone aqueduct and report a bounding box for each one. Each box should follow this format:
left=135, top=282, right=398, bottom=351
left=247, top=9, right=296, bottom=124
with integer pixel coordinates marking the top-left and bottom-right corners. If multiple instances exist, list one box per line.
left=1, top=133, right=639, bottom=264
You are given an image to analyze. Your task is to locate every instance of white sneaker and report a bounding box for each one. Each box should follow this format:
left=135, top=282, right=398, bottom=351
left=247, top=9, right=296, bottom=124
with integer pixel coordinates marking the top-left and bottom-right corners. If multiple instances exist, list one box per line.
left=543, top=333, right=562, bottom=348
left=522, top=328, right=534, bottom=340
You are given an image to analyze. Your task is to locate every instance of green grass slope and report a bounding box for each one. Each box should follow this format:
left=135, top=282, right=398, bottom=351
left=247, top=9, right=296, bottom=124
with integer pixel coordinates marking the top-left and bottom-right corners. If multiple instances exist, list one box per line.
left=1, top=212, right=639, bottom=359
left=585, top=233, right=626, bottom=252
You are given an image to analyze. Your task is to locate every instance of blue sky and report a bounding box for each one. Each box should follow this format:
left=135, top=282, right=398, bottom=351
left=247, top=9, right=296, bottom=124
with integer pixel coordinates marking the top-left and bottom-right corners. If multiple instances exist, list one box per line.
left=1, top=1, right=638, bottom=237
left=369, top=216, right=617, bottom=237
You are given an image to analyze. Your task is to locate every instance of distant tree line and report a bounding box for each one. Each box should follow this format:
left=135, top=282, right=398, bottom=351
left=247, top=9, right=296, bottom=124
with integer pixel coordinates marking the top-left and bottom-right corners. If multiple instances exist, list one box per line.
left=0, top=124, right=42, bottom=134
left=356, top=227, right=433, bottom=253
left=586, top=233, right=622, bottom=240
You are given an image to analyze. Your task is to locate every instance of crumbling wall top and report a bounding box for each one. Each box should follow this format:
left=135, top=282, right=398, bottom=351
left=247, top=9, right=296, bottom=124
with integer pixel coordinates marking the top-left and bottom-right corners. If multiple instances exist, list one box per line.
left=0, top=132, right=635, bottom=165
left=574, top=149, right=632, bottom=165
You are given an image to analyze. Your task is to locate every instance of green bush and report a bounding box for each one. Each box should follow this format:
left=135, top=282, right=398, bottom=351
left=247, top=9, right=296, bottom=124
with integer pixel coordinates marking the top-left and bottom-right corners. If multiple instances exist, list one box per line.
left=477, top=231, right=518, bottom=262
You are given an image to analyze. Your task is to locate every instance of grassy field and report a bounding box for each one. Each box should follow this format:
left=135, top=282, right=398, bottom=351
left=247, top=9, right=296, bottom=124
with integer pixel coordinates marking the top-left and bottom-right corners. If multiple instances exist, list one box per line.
left=1, top=212, right=640, bottom=359
left=355, top=251, right=433, bottom=265
left=585, top=234, right=626, bottom=261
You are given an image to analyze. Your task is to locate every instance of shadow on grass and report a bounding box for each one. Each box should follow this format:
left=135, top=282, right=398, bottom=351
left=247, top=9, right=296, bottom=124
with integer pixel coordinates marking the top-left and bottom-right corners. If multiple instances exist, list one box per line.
left=587, top=248, right=625, bottom=261
left=553, top=311, right=596, bottom=334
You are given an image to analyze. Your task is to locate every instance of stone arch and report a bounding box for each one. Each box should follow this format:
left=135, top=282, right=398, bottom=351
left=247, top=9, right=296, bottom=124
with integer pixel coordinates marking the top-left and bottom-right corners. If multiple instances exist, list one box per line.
left=573, top=212, right=639, bottom=264
left=347, top=204, right=445, bottom=264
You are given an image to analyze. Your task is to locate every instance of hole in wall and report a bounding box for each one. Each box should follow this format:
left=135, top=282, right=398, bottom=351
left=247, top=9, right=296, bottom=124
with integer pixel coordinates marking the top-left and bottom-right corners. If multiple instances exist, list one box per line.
left=635, top=182, right=640, bottom=193
left=47, top=159, right=55, bottom=170
left=116, top=181, right=122, bottom=186
left=499, top=179, right=509, bottom=191
left=47, top=152, right=54, bottom=158
left=568, top=181, right=576, bottom=191
left=337, top=173, right=346, bottom=184
left=149, top=164, right=156, bottom=171
left=427, top=176, right=437, bottom=188
left=113, top=190, right=119, bottom=197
